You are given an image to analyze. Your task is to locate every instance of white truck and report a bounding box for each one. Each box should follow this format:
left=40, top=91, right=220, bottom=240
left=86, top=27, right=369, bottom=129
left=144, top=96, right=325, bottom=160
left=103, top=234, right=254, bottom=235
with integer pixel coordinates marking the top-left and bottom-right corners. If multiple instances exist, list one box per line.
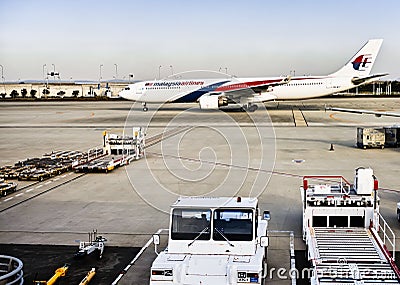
left=301, top=167, right=400, bottom=284
left=150, top=197, right=270, bottom=285
left=397, top=202, right=400, bottom=222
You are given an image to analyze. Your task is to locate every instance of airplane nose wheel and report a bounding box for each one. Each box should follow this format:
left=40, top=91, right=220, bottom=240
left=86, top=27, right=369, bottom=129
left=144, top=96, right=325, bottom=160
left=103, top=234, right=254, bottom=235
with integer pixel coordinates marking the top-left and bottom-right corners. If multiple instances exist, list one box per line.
left=142, top=102, right=148, bottom=112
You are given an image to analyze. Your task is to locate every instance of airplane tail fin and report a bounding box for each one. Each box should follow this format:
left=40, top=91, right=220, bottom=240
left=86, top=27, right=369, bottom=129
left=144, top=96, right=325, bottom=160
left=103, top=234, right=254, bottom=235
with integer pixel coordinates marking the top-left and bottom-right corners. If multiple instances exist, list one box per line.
left=330, top=39, right=383, bottom=77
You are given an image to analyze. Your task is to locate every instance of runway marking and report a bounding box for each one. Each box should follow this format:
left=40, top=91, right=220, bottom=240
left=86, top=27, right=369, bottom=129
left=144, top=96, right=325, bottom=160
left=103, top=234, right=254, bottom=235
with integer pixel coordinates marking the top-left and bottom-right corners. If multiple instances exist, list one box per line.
left=4, top=197, right=13, bottom=202
left=328, top=112, right=356, bottom=123
left=44, top=181, right=52, bottom=185
left=112, top=228, right=167, bottom=285
left=292, top=108, right=308, bottom=127
left=0, top=173, right=87, bottom=214
left=53, top=178, right=60, bottom=181
left=16, top=193, right=23, bottom=197
left=26, top=188, right=34, bottom=193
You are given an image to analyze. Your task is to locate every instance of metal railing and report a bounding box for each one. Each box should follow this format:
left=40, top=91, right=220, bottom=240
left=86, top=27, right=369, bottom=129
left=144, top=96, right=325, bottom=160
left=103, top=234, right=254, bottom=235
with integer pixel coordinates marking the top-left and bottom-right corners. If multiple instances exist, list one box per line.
left=0, top=255, right=23, bottom=285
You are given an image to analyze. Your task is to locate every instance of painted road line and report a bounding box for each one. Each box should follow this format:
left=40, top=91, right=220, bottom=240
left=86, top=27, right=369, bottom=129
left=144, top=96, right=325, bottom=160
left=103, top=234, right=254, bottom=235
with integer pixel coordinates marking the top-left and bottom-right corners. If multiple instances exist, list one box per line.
left=45, top=181, right=52, bottom=185
left=53, top=177, right=60, bottom=181
left=36, top=185, right=43, bottom=189
left=26, top=188, right=34, bottom=193
left=4, top=197, right=14, bottom=202
left=16, top=193, right=23, bottom=197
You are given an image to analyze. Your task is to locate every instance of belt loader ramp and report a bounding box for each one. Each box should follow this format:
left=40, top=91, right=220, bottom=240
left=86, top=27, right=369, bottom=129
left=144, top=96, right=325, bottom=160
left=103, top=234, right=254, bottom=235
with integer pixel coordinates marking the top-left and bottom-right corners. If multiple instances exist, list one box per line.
left=301, top=168, right=400, bottom=284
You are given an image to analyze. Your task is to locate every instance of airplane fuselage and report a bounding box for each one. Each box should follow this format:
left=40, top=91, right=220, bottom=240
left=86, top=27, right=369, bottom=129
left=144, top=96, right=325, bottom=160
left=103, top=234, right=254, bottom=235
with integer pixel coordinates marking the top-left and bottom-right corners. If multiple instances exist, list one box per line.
left=119, top=76, right=354, bottom=103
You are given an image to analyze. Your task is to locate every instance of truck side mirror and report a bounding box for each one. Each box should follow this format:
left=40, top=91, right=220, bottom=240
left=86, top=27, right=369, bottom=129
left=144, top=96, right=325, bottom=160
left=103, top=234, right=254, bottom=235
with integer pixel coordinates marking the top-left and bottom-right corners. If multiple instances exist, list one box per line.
left=263, top=211, right=271, bottom=221
left=260, top=236, right=269, bottom=247
left=153, top=234, right=160, bottom=255
left=153, top=234, right=160, bottom=245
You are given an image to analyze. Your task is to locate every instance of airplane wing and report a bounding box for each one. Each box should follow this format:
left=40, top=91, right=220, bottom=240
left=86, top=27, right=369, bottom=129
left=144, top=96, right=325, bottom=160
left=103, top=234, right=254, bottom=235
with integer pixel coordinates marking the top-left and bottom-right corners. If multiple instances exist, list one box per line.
left=250, top=76, right=291, bottom=93
left=325, top=106, right=400, bottom=118
left=216, top=76, right=291, bottom=100
left=351, top=73, right=388, bottom=85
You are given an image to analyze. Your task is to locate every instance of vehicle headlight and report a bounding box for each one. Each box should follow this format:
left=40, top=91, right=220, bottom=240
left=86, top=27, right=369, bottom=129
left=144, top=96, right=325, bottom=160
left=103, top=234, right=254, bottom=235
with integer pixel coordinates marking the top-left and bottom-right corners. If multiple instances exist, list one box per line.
left=151, top=269, right=173, bottom=280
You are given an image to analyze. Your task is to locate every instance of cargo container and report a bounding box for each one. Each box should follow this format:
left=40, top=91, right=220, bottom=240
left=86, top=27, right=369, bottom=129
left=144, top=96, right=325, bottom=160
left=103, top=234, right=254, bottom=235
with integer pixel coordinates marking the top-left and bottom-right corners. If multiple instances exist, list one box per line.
left=357, top=127, right=385, bottom=149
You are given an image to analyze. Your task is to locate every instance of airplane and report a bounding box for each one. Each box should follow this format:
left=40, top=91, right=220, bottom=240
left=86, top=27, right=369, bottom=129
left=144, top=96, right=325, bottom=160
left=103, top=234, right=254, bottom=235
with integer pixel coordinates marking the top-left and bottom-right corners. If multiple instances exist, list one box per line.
left=119, top=39, right=387, bottom=112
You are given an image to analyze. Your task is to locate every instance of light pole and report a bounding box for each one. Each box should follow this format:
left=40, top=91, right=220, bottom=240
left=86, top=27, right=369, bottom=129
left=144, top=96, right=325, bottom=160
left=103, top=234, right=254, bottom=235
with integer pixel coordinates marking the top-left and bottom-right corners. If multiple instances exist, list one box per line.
left=158, top=65, right=162, bottom=80
left=114, top=64, right=118, bottom=80
left=170, top=65, right=174, bottom=76
left=99, top=64, right=103, bottom=82
left=42, top=64, right=47, bottom=86
left=0, top=64, right=5, bottom=95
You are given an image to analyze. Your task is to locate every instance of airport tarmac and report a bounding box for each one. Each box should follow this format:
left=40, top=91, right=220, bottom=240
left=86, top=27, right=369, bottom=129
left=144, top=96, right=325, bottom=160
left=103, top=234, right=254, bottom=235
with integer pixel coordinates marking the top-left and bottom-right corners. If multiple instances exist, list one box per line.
left=1, top=97, right=400, bottom=284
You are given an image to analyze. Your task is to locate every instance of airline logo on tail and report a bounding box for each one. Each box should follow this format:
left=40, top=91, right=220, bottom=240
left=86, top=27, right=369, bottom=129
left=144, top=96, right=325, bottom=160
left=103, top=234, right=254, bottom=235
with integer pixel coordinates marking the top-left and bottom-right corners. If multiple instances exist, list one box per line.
left=352, top=54, right=372, bottom=71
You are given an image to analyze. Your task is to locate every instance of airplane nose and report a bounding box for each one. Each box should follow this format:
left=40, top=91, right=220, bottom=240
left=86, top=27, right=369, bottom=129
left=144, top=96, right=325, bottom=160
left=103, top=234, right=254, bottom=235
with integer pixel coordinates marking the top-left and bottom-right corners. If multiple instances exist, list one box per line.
left=119, top=90, right=131, bottom=100
left=118, top=90, right=126, bottom=99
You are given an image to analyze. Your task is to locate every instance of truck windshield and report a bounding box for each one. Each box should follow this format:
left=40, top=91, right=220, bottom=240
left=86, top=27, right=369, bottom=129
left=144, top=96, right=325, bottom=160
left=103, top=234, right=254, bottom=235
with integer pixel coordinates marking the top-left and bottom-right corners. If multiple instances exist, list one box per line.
left=171, top=209, right=211, bottom=240
left=213, top=209, right=253, bottom=241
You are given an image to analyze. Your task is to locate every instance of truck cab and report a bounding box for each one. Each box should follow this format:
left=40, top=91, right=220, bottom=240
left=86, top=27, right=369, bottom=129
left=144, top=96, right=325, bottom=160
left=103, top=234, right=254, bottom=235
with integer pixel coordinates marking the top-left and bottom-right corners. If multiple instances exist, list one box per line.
left=150, top=197, right=269, bottom=285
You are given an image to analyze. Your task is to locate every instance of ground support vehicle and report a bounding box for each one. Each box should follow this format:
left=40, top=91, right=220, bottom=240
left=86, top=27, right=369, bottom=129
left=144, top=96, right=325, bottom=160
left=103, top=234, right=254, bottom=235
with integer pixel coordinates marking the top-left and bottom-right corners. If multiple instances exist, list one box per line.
left=150, top=197, right=270, bottom=285
left=301, top=168, right=400, bottom=284
left=78, top=268, right=96, bottom=285
left=357, top=127, right=385, bottom=149
left=74, top=230, right=107, bottom=259
left=33, top=264, right=69, bottom=285
left=0, top=178, right=17, bottom=197
left=385, top=125, right=400, bottom=147
left=0, top=151, right=84, bottom=181
left=73, top=128, right=145, bottom=173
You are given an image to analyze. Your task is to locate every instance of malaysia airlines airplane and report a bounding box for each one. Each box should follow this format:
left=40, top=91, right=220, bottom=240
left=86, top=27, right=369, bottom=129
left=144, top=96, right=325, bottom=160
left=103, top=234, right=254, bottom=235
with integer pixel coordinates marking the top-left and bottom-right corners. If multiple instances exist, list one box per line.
left=119, top=39, right=387, bottom=112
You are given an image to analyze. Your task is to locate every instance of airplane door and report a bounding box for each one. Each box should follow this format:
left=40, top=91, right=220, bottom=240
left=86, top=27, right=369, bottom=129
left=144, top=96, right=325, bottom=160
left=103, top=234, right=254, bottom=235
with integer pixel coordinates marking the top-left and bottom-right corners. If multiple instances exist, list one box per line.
left=326, top=79, right=333, bottom=89
left=136, top=85, right=144, bottom=95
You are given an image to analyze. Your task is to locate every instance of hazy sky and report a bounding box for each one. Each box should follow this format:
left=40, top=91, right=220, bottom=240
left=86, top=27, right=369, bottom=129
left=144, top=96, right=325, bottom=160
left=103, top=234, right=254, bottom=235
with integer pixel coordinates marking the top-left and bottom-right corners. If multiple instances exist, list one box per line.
left=0, top=0, right=399, bottom=81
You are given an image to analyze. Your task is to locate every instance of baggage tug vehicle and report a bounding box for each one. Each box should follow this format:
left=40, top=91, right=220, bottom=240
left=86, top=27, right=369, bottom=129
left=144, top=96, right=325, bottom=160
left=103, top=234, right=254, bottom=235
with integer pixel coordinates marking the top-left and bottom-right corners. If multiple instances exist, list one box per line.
left=150, top=197, right=270, bottom=284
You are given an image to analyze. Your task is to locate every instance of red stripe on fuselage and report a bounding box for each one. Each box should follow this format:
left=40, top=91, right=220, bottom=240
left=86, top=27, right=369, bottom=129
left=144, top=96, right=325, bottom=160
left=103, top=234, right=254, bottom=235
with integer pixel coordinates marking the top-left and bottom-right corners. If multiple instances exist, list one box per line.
left=215, top=77, right=329, bottom=92
left=215, top=79, right=281, bottom=92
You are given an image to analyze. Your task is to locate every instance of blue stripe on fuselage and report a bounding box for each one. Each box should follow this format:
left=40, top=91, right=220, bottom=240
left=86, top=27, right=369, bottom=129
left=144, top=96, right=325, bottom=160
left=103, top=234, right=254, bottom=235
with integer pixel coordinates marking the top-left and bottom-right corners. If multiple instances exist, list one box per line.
left=172, top=81, right=230, bottom=103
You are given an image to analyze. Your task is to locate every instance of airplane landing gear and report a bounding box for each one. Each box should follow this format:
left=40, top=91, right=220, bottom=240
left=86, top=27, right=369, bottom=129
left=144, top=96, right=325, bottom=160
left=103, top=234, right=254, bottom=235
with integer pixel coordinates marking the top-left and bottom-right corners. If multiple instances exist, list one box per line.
left=142, top=102, right=148, bottom=112
left=242, top=104, right=258, bottom=112
left=248, top=104, right=258, bottom=112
